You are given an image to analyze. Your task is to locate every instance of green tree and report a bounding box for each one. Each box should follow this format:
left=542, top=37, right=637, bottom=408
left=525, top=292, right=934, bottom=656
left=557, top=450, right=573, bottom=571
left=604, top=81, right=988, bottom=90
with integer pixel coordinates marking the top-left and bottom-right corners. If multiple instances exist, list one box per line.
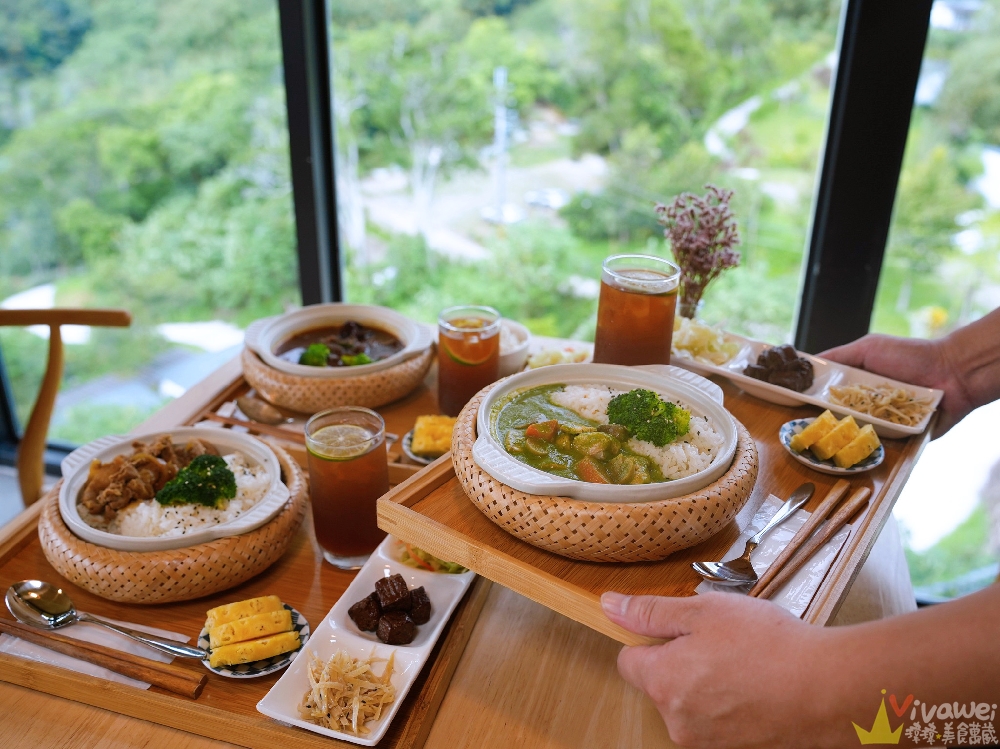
left=938, top=1, right=1000, bottom=145
left=0, top=0, right=91, bottom=81
left=886, top=145, right=980, bottom=312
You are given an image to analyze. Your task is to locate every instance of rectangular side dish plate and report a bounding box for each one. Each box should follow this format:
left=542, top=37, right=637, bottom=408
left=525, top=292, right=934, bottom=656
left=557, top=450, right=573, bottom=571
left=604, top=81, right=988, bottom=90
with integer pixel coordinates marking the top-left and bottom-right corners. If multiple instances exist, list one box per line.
left=672, top=332, right=943, bottom=438
left=257, top=535, right=475, bottom=745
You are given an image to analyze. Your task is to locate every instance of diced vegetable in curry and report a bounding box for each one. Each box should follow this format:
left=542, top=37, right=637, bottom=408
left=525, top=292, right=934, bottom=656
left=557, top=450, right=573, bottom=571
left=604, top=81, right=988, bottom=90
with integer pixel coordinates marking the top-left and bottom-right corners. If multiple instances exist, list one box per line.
left=494, top=384, right=669, bottom=485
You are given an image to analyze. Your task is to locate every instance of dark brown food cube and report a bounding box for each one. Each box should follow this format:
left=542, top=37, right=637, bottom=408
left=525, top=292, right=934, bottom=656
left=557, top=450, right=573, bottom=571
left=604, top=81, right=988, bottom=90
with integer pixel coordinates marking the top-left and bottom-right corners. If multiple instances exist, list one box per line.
left=409, top=586, right=431, bottom=625
left=348, top=592, right=381, bottom=631
left=376, top=611, right=416, bottom=645
left=743, top=364, right=768, bottom=381
left=774, top=344, right=799, bottom=363
left=375, top=573, right=412, bottom=612
left=759, top=348, right=782, bottom=369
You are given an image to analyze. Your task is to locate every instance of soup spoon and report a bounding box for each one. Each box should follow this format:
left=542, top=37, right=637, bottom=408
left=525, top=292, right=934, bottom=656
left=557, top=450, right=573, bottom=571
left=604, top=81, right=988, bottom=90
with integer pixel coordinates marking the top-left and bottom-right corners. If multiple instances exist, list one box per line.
left=236, top=395, right=296, bottom=425
left=691, top=482, right=814, bottom=587
left=5, top=580, right=206, bottom=659
left=235, top=394, right=399, bottom=443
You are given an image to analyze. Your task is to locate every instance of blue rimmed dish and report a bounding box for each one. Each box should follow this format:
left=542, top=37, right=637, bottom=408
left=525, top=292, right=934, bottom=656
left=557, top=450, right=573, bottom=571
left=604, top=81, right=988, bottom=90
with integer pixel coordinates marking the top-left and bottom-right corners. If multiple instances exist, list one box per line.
left=198, top=604, right=310, bottom=679
left=779, top=418, right=884, bottom=476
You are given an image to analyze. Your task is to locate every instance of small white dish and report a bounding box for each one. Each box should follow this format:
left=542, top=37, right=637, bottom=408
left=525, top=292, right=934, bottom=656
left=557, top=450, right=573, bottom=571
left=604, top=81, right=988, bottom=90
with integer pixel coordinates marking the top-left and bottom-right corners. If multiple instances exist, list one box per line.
left=779, top=418, right=885, bottom=475
left=244, top=304, right=434, bottom=378
left=473, top=363, right=737, bottom=502
left=59, top=428, right=290, bottom=552
left=671, top=332, right=942, bottom=438
left=198, top=605, right=310, bottom=679
left=400, top=429, right=434, bottom=466
left=498, top=319, right=531, bottom=376
left=257, top=535, right=475, bottom=746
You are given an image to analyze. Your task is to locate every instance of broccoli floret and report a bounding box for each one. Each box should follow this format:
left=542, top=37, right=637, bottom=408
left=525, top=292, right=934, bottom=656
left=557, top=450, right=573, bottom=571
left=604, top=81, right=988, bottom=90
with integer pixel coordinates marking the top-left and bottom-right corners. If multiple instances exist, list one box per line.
left=606, top=389, right=691, bottom=447
left=341, top=352, right=373, bottom=366
left=155, top=454, right=237, bottom=508
left=299, top=343, right=330, bottom=366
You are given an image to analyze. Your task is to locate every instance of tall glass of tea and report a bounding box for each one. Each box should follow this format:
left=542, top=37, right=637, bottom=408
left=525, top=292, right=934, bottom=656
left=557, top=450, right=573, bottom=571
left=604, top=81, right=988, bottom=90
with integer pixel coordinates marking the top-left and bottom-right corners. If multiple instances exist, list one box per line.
left=305, top=406, right=389, bottom=569
left=438, top=305, right=501, bottom=417
left=592, top=254, right=681, bottom=366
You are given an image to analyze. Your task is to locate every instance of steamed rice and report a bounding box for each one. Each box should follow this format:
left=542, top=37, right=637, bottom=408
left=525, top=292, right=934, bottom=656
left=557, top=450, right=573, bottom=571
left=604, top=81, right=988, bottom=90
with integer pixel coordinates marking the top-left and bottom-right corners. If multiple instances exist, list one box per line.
left=81, top=452, right=270, bottom=537
left=549, top=384, right=723, bottom=480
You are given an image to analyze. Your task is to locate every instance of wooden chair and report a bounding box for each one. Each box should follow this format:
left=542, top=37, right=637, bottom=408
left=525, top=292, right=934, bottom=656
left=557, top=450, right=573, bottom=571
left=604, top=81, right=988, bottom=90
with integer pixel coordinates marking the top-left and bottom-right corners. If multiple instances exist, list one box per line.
left=0, top=309, right=131, bottom=505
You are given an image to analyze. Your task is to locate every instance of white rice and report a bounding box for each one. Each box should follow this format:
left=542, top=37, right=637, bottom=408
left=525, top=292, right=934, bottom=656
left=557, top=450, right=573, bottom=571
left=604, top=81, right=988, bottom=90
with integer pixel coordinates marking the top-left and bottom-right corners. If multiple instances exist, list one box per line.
left=548, top=384, right=723, bottom=480
left=84, top=452, right=270, bottom=538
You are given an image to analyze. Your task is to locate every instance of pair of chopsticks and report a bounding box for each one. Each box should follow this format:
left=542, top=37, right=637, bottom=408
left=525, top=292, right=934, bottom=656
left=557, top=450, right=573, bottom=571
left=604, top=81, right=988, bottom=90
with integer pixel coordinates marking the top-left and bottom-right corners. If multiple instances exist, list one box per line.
left=748, top=479, right=871, bottom=600
left=0, top=617, right=206, bottom=698
left=203, top=411, right=307, bottom=444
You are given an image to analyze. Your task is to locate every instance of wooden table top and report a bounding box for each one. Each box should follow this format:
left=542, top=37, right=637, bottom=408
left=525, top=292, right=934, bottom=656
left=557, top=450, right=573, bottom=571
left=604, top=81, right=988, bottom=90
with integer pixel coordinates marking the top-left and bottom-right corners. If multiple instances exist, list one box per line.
left=0, top=350, right=924, bottom=749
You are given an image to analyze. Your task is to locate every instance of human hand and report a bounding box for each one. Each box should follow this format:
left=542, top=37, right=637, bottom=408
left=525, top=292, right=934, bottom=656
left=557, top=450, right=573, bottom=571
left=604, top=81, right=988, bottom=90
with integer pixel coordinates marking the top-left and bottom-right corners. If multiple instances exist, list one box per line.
left=601, top=591, right=847, bottom=749
left=819, top=333, right=973, bottom=436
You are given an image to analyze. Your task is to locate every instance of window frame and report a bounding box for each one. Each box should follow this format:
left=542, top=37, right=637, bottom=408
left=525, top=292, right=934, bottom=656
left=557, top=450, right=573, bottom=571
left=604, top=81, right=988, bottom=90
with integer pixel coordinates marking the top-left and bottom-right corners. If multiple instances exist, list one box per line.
left=0, top=0, right=933, bottom=473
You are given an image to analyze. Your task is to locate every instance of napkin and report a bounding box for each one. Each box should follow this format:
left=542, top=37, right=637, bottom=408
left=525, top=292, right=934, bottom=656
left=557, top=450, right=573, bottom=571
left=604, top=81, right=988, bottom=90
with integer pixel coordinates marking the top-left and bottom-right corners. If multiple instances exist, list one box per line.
left=0, top=617, right=192, bottom=689
left=695, top=494, right=852, bottom=617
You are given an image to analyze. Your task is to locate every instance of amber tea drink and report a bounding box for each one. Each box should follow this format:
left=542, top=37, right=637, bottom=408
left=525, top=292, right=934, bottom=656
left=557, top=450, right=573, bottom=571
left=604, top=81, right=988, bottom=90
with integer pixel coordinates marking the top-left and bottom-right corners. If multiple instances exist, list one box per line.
left=438, top=305, right=501, bottom=417
left=305, top=407, right=389, bottom=569
left=593, top=254, right=681, bottom=366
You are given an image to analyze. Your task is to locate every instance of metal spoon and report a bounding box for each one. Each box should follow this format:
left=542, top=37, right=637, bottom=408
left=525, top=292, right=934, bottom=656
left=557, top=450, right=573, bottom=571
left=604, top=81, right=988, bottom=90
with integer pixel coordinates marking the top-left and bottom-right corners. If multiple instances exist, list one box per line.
left=691, top=482, right=815, bottom=587
left=6, top=580, right=206, bottom=659
left=236, top=394, right=295, bottom=425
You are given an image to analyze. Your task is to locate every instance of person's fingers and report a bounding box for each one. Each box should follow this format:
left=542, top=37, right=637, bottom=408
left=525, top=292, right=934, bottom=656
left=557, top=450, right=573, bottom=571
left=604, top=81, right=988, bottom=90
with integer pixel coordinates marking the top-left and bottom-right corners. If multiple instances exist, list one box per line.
left=616, top=643, right=662, bottom=693
left=817, top=338, right=871, bottom=367
left=601, top=592, right=701, bottom=639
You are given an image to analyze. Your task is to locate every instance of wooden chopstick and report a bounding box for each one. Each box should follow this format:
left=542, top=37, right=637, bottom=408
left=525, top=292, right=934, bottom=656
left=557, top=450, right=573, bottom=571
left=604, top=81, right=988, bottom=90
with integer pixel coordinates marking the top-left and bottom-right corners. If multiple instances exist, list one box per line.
left=202, top=412, right=306, bottom=444
left=0, top=617, right=206, bottom=698
left=748, top=479, right=850, bottom=597
left=752, top=486, right=872, bottom=601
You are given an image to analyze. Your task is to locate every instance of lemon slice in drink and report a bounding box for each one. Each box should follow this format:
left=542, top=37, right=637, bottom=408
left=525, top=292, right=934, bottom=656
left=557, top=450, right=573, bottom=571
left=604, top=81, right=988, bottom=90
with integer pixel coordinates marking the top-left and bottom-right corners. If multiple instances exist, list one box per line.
left=441, top=318, right=496, bottom=366
left=308, top=424, right=378, bottom=460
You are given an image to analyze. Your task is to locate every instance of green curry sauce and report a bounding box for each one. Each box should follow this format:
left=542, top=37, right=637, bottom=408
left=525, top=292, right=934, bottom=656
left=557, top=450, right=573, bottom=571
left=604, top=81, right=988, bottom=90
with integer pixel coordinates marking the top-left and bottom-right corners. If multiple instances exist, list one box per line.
left=492, top=384, right=667, bottom=485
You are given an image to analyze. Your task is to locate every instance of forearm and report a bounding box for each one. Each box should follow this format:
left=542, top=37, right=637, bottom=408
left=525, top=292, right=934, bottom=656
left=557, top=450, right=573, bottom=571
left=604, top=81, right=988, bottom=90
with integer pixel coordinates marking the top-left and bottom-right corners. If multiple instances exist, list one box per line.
left=814, top=584, right=1000, bottom=744
left=942, top=307, right=1000, bottom=413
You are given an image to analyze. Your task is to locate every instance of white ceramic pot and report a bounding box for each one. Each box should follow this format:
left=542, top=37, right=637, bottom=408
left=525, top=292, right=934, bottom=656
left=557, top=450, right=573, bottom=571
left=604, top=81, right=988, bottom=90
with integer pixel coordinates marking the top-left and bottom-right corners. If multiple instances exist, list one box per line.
left=59, top=427, right=290, bottom=552
left=244, top=304, right=434, bottom=378
left=473, top=364, right=737, bottom=502
left=498, top=319, right=531, bottom=377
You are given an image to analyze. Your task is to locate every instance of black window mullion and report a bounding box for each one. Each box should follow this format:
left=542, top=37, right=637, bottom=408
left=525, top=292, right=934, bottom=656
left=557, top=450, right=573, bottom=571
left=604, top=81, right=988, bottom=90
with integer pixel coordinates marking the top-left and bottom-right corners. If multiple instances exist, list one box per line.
left=794, top=0, right=933, bottom=354
left=278, top=0, right=342, bottom=305
left=0, top=345, right=20, bottom=467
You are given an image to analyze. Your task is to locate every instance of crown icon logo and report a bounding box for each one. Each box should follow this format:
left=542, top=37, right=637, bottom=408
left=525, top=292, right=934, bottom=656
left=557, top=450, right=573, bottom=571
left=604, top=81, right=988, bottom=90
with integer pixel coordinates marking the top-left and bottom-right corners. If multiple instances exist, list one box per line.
left=853, top=694, right=902, bottom=745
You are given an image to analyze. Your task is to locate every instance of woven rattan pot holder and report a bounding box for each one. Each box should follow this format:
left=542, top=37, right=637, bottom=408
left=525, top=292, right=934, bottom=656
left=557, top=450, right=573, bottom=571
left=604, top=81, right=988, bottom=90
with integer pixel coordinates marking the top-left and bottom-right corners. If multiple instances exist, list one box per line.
left=453, top=385, right=758, bottom=563
left=242, top=345, right=433, bottom=414
left=38, top=442, right=308, bottom=604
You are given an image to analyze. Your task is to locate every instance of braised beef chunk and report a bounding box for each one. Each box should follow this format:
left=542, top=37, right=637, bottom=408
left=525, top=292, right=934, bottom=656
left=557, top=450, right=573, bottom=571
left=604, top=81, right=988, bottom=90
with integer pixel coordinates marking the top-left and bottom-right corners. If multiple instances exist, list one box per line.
left=374, top=573, right=412, bottom=612
left=743, top=346, right=815, bottom=393
left=409, top=586, right=431, bottom=625
left=377, top=611, right=416, bottom=645
left=348, top=593, right=382, bottom=632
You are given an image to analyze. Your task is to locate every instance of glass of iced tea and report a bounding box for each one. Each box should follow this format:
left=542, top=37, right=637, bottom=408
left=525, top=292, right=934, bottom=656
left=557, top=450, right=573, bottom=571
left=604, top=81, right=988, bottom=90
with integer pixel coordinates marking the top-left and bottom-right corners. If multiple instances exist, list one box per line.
left=592, top=254, right=681, bottom=366
left=438, top=305, right=501, bottom=417
left=305, top=406, right=389, bottom=569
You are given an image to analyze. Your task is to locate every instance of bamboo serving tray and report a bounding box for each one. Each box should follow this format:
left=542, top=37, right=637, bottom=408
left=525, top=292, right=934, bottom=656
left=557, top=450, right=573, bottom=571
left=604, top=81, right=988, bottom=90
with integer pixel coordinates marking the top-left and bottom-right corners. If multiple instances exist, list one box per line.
left=378, top=378, right=933, bottom=647
left=0, top=368, right=490, bottom=749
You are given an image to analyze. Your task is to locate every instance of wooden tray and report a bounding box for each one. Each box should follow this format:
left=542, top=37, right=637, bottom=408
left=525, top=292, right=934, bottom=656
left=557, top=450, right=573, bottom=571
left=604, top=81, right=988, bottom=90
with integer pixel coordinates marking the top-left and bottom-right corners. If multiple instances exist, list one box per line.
left=378, top=378, right=932, bottom=646
left=0, top=365, right=490, bottom=749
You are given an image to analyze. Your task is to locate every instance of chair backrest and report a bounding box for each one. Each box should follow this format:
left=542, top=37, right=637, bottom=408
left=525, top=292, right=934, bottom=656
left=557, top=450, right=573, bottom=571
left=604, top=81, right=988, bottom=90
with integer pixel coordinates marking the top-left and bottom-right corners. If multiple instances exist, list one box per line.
left=0, top=308, right=131, bottom=505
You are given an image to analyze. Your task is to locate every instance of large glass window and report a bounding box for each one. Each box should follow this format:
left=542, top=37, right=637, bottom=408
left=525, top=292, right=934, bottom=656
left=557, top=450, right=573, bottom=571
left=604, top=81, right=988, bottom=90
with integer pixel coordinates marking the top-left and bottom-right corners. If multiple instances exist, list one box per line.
left=872, top=0, right=1000, bottom=599
left=332, top=0, right=844, bottom=345
left=0, top=0, right=299, bottom=445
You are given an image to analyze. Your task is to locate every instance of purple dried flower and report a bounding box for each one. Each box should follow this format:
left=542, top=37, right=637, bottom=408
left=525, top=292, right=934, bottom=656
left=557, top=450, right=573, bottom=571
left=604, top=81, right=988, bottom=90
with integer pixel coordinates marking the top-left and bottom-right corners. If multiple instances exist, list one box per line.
left=655, top=185, right=741, bottom=317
